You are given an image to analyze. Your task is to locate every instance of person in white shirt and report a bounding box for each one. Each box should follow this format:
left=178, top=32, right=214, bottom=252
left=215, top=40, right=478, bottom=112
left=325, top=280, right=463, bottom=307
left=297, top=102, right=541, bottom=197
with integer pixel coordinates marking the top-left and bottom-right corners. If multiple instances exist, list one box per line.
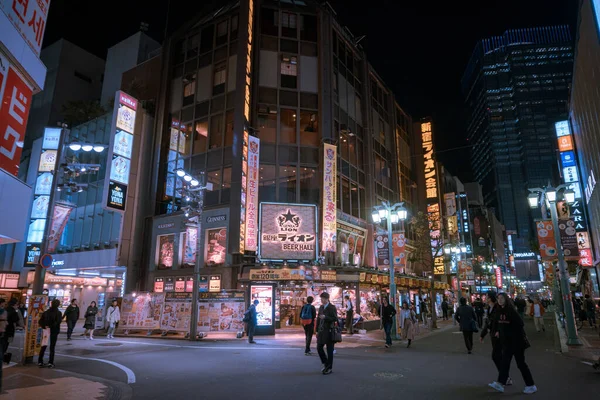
left=106, top=300, right=121, bottom=339
left=344, top=295, right=354, bottom=335
left=529, top=298, right=545, bottom=333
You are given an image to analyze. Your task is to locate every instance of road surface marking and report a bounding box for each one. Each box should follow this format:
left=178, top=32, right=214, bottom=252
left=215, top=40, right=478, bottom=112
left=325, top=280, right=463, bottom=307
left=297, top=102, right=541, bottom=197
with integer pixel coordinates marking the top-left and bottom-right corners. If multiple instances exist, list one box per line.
left=56, top=353, right=136, bottom=384
left=88, top=338, right=299, bottom=351
left=580, top=361, right=594, bottom=366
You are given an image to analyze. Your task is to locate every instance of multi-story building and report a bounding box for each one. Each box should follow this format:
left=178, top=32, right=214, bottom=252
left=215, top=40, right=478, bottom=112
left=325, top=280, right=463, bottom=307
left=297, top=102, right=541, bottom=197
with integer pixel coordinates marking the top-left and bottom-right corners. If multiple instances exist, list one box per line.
left=146, top=0, right=422, bottom=331
left=568, top=0, right=600, bottom=297
left=462, top=27, right=574, bottom=258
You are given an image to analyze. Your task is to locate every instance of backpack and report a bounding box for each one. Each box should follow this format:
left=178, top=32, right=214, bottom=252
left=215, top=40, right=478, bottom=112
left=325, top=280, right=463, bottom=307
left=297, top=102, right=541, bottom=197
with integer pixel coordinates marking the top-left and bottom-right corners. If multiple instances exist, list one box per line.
left=300, top=304, right=312, bottom=320
left=242, top=307, right=252, bottom=323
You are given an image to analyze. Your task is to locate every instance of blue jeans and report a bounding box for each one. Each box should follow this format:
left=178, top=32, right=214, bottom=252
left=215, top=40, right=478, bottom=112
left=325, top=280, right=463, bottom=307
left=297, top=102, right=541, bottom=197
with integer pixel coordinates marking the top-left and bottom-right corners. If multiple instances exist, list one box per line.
left=384, top=322, right=392, bottom=345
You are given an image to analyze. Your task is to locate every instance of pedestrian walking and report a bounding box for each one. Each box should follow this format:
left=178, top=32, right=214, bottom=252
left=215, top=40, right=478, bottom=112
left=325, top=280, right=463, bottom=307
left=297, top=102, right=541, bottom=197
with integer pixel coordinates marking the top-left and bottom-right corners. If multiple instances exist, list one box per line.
left=420, top=298, right=428, bottom=326
left=455, top=297, right=478, bottom=354
left=244, top=299, right=259, bottom=344
left=105, top=300, right=120, bottom=339
left=381, top=297, right=397, bottom=348
left=300, top=297, right=317, bottom=355
left=441, top=298, right=449, bottom=320
left=344, top=295, right=353, bottom=335
left=400, top=301, right=416, bottom=348
left=18, top=303, right=26, bottom=319
left=514, top=296, right=527, bottom=320
left=473, top=297, right=485, bottom=328
left=3, top=299, right=21, bottom=357
left=83, top=301, right=99, bottom=340
left=480, top=292, right=512, bottom=385
left=316, top=292, right=338, bottom=375
left=488, top=293, right=536, bottom=395
left=63, top=299, right=80, bottom=340
left=530, top=298, right=545, bottom=333
left=584, top=294, right=597, bottom=328
left=38, top=299, right=62, bottom=368
left=0, top=299, right=8, bottom=390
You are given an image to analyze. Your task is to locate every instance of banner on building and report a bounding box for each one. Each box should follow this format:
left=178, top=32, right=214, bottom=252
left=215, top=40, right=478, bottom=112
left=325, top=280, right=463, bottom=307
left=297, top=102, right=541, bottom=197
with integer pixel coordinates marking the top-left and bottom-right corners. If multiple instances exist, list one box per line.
left=392, top=231, right=406, bottom=270
left=46, top=203, right=74, bottom=253
left=322, top=143, right=337, bottom=252
left=182, top=226, right=198, bottom=265
left=535, top=220, right=557, bottom=260
left=375, top=231, right=390, bottom=267
left=244, top=135, right=260, bottom=252
left=558, top=219, right=579, bottom=260
left=444, top=192, right=456, bottom=216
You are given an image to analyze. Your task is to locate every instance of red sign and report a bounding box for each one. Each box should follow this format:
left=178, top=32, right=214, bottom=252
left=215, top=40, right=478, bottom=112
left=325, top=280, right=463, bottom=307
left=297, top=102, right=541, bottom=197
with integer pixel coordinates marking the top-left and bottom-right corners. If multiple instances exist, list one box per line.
left=579, top=248, right=593, bottom=267
left=0, top=67, right=33, bottom=175
left=1, top=0, right=51, bottom=56
left=495, top=268, right=502, bottom=288
left=119, top=91, right=138, bottom=110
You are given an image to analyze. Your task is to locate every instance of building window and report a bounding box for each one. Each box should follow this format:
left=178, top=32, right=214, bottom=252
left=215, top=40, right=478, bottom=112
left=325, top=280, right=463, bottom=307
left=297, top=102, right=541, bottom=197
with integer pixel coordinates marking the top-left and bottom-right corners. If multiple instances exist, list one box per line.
left=193, top=120, right=208, bottom=154
left=206, top=169, right=221, bottom=205
left=221, top=166, right=232, bottom=203
left=258, top=113, right=277, bottom=143
left=183, top=74, right=196, bottom=106
left=300, top=15, right=317, bottom=41
left=299, top=111, right=319, bottom=146
left=281, top=56, right=297, bottom=89
left=217, top=21, right=228, bottom=41
left=279, top=165, right=297, bottom=202
left=280, top=109, right=297, bottom=144
left=280, top=11, right=297, bottom=37
left=261, top=8, right=278, bottom=36
left=224, top=111, right=234, bottom=147
left=213, top=62, right=226, bottom=95
left=231, top=15, right=239, bottom=39
left=209, top=114, right=224, bottom=149
left=342, top=178, right=351, bottom=215
left=299, top=167, right=319, bottom=204
left=200, top=25, right=214, bottom=54
left=259, top=164, right=277, bottom=202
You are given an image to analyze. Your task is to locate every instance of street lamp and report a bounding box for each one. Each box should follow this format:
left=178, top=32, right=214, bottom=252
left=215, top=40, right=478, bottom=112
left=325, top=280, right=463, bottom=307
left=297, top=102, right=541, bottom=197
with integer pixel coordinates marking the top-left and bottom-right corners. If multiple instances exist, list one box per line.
left=528, top=185, right=581, bottom=345
left=371, top=201, right=408, bottom=340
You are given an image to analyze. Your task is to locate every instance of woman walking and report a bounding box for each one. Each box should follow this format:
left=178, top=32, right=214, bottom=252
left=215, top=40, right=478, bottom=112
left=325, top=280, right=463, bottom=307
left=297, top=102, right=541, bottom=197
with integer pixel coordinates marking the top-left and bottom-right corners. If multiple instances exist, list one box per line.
left=83, top=301, right=98, bottom=340
left=488, top=293, right=537, bottom=394
left=454, top=297, right=478, bottom=354
left=381, top=297, right=397, bottom=348
left=106, top=300, right=121, bottom=339
left=400, top=301, right=416, bottom=348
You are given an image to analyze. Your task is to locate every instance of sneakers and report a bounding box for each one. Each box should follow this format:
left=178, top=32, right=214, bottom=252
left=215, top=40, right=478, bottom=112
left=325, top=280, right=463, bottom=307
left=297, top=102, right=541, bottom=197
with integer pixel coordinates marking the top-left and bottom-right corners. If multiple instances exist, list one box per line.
left=506, top=378, right=513, bottom=386
left=38, top=362, right=45, bottom=368
left=47, top=363, right=55, bottom=369
left=385, top=344, right=389, bottom=348
left=523, top=386, right=538, bottom=394
left=488, top=382, right=505, bottom=393
left=304, top=351, right=312, bottom=356
left=322, top=367, right=332, bottom=375
left=321, top=364, right=327, bottom=372
left=90, top=336, right=94, bottom=340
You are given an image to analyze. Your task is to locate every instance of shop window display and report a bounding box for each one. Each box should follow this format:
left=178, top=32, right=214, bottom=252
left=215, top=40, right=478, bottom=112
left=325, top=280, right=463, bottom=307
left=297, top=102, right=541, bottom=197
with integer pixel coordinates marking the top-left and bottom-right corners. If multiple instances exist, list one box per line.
left=359, top=286, right=381, bottom=322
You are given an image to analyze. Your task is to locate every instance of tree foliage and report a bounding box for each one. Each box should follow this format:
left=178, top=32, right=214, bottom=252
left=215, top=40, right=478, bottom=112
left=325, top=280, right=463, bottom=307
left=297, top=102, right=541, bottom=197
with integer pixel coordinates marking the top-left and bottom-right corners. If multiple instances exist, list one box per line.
left=61, top=100, right=106, bottom=127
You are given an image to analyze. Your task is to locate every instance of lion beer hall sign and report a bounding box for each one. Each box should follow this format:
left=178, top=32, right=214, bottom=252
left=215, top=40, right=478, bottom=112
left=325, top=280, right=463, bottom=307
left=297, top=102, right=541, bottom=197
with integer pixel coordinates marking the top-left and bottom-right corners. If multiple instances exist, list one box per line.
left=259, top=203, right=317, bottom=261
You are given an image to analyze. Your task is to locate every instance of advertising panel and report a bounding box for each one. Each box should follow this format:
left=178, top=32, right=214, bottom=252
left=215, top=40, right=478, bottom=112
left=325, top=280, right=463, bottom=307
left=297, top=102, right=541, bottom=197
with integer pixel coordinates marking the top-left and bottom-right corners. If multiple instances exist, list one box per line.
left=536, top=220, right=557, bottom=260
left=244, top=135, right=260, bottom=251
left=560, top=151, right=576, bottom=168
left=579, top=248, right=593, bottom=267
left=46, top=203, right=74, bottom=252
left=336, top=220, right=366, bottom=266
left=34, top=172, right=53, bottom=195
left=563, top=166, right=579, bottom=183
left=557, top=135, right=573, bottom=152
left=120, top=293, right=164, bottom=330
left=495, top=267, right=502, bottom=288
left=555, top=120, right=571, bottom=137
left=37, top=150, right=57, bottom=172
left=156, top=234, right=175, bottom=269
left=0, top=59, right=33, bottom=176
left=0, top=0, right=51, bottom=55
left=103, top=90, right=138, bottom=212
left=322, top=143, right=337, bottom=252
left=154, top=278, right=164, bottom=293
left=444, top=192, right=456, bottom=216
left=42, top=127, right=61, bottom=150
left=197, top=291, right=246, bottom=333
left=205, top=227, right=227, bottom=266
left=239, top=129, right=249, bottom=253
left=23, top=295, right=48, bottom=358
left=249, top=268, right=306, bottom=280
left=259, top=203, right=317, bottom=261
left=182, top=226, right=198, bottom=266
left=392, top=231, right=406, bottom=270
left=250, top=285, right=273, bottom=327
left=30, top=195, right=49, bottom=219
left=558, top=219, right=579, bottom=260
left=160, top=292, right=192, bottom=332
left=375, top=231, right=389, bottom=267
left=577, top=232, right=591, bottom=250
left=434, top=256, right=445, bottom=275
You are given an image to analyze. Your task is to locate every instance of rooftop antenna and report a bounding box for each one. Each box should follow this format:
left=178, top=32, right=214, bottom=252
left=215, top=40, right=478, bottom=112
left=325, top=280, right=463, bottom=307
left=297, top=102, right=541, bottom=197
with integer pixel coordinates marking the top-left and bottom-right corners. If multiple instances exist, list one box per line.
left=140, top=22, right=149, bottom=32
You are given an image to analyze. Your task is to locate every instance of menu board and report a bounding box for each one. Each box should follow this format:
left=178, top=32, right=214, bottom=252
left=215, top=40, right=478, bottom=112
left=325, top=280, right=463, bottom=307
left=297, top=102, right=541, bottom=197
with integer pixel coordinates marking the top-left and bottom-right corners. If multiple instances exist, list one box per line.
left=160, top=293, right=193, bottom=332
left=120, top=293, right=165, bottom=330
left=250, top=285, right=273, bottom=327
left=197, top=292, right=246, bottom=333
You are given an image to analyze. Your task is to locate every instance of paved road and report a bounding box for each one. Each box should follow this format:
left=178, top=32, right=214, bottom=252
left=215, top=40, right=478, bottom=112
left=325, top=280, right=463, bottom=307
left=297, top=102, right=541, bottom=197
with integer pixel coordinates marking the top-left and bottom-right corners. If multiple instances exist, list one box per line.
left=2, top=317, right=599, bottom=399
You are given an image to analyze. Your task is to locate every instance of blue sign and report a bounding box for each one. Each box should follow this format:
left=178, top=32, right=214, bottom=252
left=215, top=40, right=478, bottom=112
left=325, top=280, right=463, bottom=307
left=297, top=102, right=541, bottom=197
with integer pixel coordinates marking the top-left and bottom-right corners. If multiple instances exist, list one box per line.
left=40, top=254, right=53, bottom=269
left=560, top=151, right=576, bottom=168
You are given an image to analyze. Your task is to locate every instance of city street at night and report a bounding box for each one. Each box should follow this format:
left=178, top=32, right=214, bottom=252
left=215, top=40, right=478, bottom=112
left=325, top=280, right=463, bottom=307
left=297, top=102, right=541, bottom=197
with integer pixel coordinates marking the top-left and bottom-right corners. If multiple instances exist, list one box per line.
left=2, top=318, right=598, bottom=399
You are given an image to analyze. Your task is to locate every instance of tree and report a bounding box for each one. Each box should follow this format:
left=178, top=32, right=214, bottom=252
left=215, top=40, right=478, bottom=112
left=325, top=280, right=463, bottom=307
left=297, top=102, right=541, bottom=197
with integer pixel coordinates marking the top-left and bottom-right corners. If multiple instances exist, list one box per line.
left=61, top=100, right=106, bottom=127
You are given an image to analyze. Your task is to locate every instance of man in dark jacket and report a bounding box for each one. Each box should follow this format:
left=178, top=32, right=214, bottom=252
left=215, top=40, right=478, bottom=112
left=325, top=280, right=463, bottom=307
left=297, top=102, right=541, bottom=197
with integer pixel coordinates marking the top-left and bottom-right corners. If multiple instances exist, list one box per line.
left=38, top=299, right=62, bottom=368
left=301, top=296, right=317, bottom=355
left=246, top=300, right=259, bottom=344
left=480, top=292, right=512, bottom=385
left=381, top=297, right=397, bottom=348
left=473, top=297, right=485, bottom=328
left=3, top=300, right=21, bottom=354
left=455, top=297, right=477, bottom=353
left=441, top=299, right=449, bottom=320
left=63, top=299, right=80, bottom=340
left=514, top=296, right=527, bottom=320
left=316, top=292, right=338, bottom=375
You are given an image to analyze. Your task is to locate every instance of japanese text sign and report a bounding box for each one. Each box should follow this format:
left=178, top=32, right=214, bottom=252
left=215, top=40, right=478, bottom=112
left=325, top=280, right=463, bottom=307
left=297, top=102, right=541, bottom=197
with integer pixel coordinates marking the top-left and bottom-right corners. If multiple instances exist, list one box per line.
left=244, top=135, right=260, bottom=251
left=321, top=143, right=337, bottom=252
left=1, top=0, right=51, bottom=56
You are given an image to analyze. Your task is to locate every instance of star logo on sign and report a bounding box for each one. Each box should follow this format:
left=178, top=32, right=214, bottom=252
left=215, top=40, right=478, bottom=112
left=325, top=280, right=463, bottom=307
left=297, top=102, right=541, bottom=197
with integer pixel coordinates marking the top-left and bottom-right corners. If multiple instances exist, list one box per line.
left=283, top=209, right=296, bottom=223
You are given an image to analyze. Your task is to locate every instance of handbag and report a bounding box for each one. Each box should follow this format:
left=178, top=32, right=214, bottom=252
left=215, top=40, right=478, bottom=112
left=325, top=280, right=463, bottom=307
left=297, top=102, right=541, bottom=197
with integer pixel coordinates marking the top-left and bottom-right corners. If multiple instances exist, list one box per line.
left=470, top=319, right=479, bottom=333
left=331, top=324, right=342, bottom=343
left=41, top=328, right=50, bottom=347
left=522, top=332, right=531, bottom=349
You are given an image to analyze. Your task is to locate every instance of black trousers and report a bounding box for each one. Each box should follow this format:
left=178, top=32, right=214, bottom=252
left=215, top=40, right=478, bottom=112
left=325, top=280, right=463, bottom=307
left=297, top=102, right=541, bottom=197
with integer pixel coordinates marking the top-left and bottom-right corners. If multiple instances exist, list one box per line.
left=304, top=323, right=314, bottom=353
left=317, top=341, right=335, bottom=369
left=491, top=338, right=503, bottom=372
left=462, top=331, right=473, bottom=351
left=442, top=309, right=448, bottom=320
left=67, top=320, right=76, bottom=338
left=476, top=313, right=484, bottom=329
left=498, top=346, right=534, bottom=387
left=38, top=330, right=59, bottom=365
left=345, top=310, right=353, bottom=334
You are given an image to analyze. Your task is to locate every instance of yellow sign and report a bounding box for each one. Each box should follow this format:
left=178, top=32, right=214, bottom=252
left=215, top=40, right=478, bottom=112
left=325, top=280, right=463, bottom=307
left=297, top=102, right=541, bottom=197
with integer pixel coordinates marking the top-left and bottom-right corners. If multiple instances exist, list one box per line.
left=434, top=256, right=445, bottom=275
left=38, top=150, right=58, bottom=172
left=421, top=122, right=437, bottom=199
left=24, top=295, right=48, bottom=358
left=321, top=270, right=337, bottom=281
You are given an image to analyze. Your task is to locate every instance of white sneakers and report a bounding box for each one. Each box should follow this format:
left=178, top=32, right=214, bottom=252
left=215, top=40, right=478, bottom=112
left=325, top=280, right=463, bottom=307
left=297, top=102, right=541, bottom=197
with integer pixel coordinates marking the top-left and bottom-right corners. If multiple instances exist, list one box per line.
left=488, top=382, right=505, bottom=393
left=523, top=385, right=538, bottom=394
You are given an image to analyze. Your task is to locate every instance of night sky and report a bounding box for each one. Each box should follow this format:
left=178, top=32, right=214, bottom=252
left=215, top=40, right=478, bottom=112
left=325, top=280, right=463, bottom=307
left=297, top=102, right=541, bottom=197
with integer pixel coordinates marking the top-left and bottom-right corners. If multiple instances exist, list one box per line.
left=42, top=0, right=578, bottom=181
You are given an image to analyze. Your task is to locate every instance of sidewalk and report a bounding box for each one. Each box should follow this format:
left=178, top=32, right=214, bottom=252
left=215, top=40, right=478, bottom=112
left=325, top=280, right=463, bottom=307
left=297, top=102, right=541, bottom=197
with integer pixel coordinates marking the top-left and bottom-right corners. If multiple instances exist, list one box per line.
left=0, top=365, right=132, bottom=400
left=554, top=312, right=600, bottom=363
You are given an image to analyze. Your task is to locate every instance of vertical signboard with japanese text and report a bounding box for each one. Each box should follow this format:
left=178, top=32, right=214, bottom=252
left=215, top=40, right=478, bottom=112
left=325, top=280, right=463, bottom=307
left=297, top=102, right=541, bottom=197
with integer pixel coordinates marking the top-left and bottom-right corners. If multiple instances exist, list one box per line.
left=421, top=121, right=442, bottom=259
left=244, top=135, right=260, bottom=251
left=322, top=143, right=337, bottom=252
left=102, top=91, right=137, bottom=213
left=239, top=129, right=249, bottom=253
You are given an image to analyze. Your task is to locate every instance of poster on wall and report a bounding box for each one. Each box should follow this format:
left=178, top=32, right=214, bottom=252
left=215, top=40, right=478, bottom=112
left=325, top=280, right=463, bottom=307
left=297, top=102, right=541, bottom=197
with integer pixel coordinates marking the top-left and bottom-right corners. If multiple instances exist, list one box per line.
left=156, top=234, right=175, bottom=269
left=322, top=143, right=337, bottom=252
left=182, top=226, right=198, bottom=267
left=250, top=286, right=273, bottom=327
left=120, top=293, right=164, bottom=330
left=23, top=295, right=48, bottom=358
left=205, top=228, right=227, bottom=266
left=244, top=135, right=260, bottom=251
left=197, top=291, right=246, bottom=333
left=259, top=203, right=317, bottom=261
left=336, top=221, right=366, bottom=266
left=160, top=292, right=192, bottom=332
left=46, top=204, right=74, bottom=253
